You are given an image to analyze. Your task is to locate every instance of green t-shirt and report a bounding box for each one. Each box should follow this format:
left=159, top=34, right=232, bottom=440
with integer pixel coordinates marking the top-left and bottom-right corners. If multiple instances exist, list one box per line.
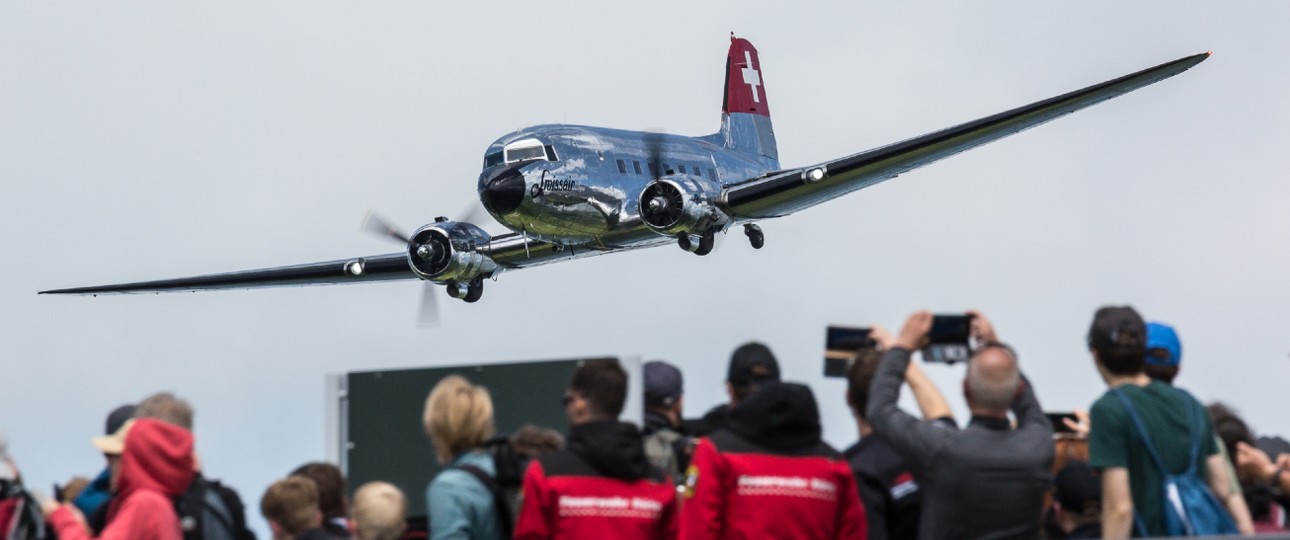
left=1088, top=380, right=1218, bottom=537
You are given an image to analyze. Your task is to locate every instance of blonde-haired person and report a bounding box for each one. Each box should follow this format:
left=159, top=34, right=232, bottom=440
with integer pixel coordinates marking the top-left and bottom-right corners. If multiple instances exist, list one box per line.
left=350, top=482, right=406, bottom=540
left=423, top=375, right=504, bottom=540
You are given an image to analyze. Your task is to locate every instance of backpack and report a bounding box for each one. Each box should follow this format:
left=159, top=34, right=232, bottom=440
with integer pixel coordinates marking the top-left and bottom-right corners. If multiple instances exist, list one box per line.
left=0, top=479, right=46, bottom=540
left=455, top=465, right=514, bottom=538
left=176, top=476, right=254, bottom=540
left=1112, top=388, right=1238, bottom=537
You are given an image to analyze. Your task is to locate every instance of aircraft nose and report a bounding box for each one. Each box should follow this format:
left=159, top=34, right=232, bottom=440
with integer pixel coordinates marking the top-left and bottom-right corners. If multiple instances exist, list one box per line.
left=480, top=167, right=527, bottom=215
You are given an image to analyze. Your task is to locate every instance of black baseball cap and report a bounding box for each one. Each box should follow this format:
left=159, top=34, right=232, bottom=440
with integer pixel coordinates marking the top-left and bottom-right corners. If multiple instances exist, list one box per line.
left=105, top=404, right=137, bottom=436
left=643, top=360, right=683, bottom=407
left=1086, top=306, right=1146, bottom=350
left=1054, top=460, right=1101, bottom=516
left=727, top=342, right=780, bottom=388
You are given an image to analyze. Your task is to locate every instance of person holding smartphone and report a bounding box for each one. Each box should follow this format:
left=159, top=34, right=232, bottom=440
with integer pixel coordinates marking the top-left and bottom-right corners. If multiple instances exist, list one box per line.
left=865, top=310, right=1054, bottom=539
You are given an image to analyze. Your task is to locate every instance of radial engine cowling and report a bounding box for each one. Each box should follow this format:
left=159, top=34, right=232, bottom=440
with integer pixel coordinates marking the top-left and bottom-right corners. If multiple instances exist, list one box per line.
left=638, top=175, right=729, bottom=236
left=406, top=221, right=498, bottom=283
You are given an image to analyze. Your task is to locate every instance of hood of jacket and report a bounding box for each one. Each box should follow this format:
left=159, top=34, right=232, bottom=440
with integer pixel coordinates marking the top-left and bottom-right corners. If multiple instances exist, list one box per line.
left=567, top=420, right=653, bottom=481
left=727, top=382, right=823, bottom=451
left=115, top=418, right=195, bottom=503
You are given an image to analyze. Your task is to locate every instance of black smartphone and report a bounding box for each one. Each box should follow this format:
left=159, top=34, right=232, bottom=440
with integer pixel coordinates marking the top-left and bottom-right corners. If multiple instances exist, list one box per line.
left=1047, top=412, right=1079, bottom=434
left=824, top=326, right=874, bottom=378
left=928, top=314, right=974, bottom=345
left=923, top=314, right=974, bottom=364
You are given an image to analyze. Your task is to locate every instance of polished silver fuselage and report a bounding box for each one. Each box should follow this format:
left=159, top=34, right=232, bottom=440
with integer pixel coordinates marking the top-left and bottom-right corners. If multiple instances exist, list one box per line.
left=478, top=124, right=775, bottom=251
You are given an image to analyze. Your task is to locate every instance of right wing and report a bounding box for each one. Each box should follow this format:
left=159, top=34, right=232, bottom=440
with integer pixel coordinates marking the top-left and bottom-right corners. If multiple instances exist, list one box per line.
left=722, top=52, right=1211, bottom=218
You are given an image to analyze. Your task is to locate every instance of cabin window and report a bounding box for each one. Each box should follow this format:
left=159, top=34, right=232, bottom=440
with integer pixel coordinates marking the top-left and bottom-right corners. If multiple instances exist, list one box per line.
left=616, top=159, right=627, bottom=174
left=545, top=145, right=558, bottom=161
left=633, top=161, right=642, bottom=174
left=709, top=168, right=718, bottom=180
left=678, top=164, right=687, bottom=174
left=693, top=168, right=703, bottom=178
left=503, top=139, right=549, bottom=164
left=648, top=163, right=658, bottom=177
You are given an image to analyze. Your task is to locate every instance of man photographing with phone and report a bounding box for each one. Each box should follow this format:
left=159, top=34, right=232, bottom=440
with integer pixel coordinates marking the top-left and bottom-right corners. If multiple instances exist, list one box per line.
left=866, top=310, right=1054, bottom=539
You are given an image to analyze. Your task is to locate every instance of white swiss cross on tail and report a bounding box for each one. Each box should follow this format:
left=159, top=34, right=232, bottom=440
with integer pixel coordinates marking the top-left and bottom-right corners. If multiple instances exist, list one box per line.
left=741, top=51, right=762, bottom=103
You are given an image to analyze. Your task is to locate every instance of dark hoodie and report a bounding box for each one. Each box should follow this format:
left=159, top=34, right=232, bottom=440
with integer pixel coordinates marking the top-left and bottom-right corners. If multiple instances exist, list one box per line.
left=683, top=382, right=867, bottom=540
left=50, top=418, right=196, bottom=540
left=514, top=420, right=677, bottom=540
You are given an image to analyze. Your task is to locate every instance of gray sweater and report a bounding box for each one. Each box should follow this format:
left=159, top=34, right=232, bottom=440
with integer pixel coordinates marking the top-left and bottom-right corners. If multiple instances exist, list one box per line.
left=865, top=348, right=1054, bottom=540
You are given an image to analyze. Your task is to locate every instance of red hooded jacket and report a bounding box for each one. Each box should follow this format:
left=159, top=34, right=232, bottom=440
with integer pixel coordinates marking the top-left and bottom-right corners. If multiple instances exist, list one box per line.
left=49, top=419, right=196, bottom=540
left=515, top=420, right=677, bottom=539
left=681, top=383, right=867, bottom=540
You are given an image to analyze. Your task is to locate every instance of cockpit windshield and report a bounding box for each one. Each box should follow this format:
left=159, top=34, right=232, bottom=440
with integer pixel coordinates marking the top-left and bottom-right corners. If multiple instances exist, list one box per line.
left=483, top=138, right=558, bottom=170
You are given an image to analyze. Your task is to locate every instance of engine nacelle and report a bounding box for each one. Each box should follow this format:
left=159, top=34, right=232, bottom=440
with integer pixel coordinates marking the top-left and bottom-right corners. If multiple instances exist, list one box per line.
left=406, top=220, right=498, bottom=283
left=638, top=175, right=730, bottom=236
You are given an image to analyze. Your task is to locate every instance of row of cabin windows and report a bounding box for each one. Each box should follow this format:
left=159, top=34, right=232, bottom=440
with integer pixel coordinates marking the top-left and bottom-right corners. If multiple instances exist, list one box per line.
left=616, top=158, right=718, bottom=181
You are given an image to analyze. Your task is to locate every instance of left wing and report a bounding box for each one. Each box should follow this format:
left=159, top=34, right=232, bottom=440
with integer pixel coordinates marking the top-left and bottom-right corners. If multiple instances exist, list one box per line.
left=39, top=253, right=415, bottom=295
left=722, top=52, right=1210, bottom=219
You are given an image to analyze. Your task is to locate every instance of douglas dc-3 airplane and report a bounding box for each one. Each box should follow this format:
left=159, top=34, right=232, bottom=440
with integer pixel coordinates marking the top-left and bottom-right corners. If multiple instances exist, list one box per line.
left=43, top=36, right=1209, bottom=305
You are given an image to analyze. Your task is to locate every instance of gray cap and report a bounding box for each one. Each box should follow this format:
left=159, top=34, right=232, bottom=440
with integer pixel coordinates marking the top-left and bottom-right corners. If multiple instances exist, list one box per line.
left=643, top=360, right=683, bottom=407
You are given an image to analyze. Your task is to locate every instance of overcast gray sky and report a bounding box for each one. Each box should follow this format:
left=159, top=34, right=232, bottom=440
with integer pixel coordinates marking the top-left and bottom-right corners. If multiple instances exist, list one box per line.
left=4, top=1, right=1288, bottom=534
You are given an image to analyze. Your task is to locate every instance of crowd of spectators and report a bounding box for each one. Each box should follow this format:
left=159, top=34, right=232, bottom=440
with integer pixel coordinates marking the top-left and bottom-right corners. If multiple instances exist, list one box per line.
left=2, top=306, right=1288, bottom=539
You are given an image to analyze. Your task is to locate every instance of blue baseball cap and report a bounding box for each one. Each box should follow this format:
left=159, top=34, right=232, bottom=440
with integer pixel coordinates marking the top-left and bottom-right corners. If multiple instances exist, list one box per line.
left=1145, top=322, right=1182, bottom=366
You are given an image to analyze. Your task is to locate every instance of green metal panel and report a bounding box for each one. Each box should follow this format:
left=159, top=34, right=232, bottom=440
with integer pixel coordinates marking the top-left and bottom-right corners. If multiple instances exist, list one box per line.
left=344, top=357, right=608, bottom=518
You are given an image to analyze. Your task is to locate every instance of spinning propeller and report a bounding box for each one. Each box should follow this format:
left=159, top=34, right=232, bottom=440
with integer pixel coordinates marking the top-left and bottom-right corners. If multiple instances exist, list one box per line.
left=361, top=211, right=441, bottom=327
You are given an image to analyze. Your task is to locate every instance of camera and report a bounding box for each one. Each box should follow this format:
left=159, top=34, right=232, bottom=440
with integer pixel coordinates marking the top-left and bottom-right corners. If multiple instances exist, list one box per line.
left=823, top=326, right=876, bottom=378
left=922, top=314, right=974, bottom=365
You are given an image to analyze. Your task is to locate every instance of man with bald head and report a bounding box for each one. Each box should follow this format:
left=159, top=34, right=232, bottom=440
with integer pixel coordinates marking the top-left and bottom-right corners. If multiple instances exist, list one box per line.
left=866, top=310, right=1054, bottom=539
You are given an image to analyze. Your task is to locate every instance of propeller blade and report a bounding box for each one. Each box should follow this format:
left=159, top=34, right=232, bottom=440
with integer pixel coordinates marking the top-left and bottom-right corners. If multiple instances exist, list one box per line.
left=361, top=210, right=411, bottom=245
left=456, top=201, right=489, bottom=227
left=643, top=129, right=666, bottom=180
left=417, top=282, right=441, bottom=328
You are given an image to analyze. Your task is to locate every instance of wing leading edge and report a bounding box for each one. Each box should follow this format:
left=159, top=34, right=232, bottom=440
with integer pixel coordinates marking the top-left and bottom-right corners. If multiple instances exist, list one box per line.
left=723, top=52, right=1211, bottom=218
left=39, top=253, right=415, bottom=295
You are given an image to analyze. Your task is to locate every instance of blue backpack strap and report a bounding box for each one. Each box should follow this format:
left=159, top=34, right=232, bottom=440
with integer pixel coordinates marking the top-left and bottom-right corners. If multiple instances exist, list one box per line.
left=1110, top=388, right=1172, bottom=477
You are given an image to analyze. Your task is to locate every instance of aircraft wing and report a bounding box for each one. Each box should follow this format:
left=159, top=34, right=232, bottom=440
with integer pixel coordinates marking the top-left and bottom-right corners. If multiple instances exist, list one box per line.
left=722, top=52, right=1210, bottom=219
left=39, top=253, right=416, bottom=295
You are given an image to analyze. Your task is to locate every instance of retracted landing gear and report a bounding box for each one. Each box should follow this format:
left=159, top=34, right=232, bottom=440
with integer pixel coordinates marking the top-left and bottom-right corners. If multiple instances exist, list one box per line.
left=445, top=277, right=485, bottom=303
left=744, top=224, right=764, bottom=249
left=677, top=232, right=715, bottom=256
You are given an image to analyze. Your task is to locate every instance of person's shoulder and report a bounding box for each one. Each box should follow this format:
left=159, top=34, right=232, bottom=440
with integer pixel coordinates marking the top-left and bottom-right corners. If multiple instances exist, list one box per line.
left=429, top=467, right=489, bottom=496
left=847, top=435, right=906, bottom=478
left=1090, top=388, right=1130, bottom=415
left=120, top=488, right=179, bottom=517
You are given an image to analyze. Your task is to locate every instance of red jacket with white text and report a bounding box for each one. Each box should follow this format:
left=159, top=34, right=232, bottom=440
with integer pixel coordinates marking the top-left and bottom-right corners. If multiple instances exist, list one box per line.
left=681, top=382, right=867, bottom=540
left=48, top=419, right=195, bottom=540
left=514, top=420, right=677, bottom=540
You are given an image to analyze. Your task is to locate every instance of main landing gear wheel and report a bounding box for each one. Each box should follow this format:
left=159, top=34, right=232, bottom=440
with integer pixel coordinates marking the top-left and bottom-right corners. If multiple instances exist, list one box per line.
left=464, top=277, right=484, bottom=303
left=677, top=232, right=715, bottom=256
left=694, top=233, right=715, bottom=256
left=744, top=224, right=764, bottom=249
left=445, top=278, right=485, bottom=303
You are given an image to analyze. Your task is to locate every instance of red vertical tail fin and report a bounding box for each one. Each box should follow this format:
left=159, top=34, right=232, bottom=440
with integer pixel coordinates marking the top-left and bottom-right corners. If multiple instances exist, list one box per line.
left=720, top=35, right=778, bottom=166
left=724, top=36, right=771, bottom=117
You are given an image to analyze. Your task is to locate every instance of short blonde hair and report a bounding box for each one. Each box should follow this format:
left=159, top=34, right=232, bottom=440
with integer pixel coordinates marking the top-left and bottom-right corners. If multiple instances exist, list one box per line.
left=350, top=481, right=407, bottom=540
left=423, top=375, right=495, bottom=463
left=260, top=476, right=321, bottom=536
